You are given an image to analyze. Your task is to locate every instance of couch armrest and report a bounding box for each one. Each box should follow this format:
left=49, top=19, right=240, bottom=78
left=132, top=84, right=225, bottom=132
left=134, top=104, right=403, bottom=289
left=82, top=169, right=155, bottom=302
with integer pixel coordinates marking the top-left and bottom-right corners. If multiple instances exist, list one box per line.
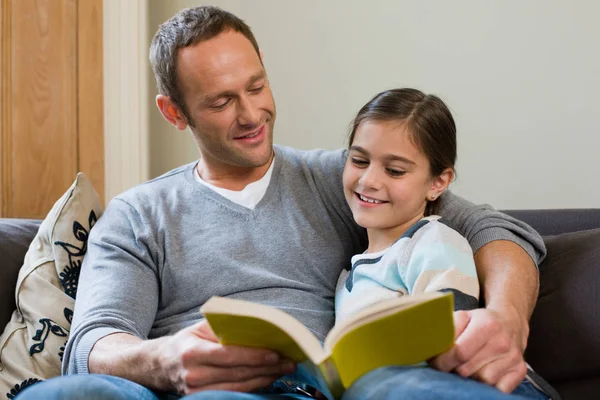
left=0, top=219, right=41, bottom=329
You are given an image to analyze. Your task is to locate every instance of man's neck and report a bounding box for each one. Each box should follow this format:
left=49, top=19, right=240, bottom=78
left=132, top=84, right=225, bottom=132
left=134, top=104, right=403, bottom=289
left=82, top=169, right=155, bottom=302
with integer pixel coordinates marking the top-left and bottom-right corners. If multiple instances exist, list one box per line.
left=196, top=155, right=274, bottom=191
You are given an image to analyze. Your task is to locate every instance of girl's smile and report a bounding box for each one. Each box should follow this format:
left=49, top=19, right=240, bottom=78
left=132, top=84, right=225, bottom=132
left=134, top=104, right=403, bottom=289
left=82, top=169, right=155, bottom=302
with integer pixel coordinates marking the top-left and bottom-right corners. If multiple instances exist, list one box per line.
left=343, top=120, right=450, bottom=252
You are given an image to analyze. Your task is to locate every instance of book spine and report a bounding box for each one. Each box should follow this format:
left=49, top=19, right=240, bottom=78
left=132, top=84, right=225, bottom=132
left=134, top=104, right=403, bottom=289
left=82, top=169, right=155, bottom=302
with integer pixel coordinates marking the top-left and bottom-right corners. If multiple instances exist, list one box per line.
left=318, top=357, right=345, bottom=399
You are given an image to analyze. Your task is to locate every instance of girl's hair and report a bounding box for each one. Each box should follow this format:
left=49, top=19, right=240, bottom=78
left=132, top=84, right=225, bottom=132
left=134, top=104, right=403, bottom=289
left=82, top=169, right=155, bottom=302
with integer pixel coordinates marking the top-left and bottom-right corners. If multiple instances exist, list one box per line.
left=349, top=88, right=456, bottom=216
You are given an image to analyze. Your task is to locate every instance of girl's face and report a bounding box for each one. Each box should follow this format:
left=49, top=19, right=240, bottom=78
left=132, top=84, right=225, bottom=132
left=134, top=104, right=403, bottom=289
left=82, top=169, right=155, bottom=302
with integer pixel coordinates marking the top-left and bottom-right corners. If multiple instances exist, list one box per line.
left=343, top=120, right=443, bottom=248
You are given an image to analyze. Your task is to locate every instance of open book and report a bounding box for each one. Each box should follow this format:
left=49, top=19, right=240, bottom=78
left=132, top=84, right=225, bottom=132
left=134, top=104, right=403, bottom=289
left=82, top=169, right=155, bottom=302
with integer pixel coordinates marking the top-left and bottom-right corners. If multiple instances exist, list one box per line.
left=200, top=291, right=455, bottom=399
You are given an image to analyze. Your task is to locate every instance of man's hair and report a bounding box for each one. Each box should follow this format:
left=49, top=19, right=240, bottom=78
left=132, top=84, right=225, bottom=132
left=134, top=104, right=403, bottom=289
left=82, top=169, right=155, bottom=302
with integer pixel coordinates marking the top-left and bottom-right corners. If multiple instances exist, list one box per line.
left=149, top=6, right=261, bottom=123
left=349, top=88, right=457, bottom=216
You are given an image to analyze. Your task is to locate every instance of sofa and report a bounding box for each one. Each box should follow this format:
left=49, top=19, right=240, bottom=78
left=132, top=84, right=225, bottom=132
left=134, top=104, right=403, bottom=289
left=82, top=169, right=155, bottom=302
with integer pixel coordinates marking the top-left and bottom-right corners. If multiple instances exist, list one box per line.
left=2, top=209, right=600, bottom=399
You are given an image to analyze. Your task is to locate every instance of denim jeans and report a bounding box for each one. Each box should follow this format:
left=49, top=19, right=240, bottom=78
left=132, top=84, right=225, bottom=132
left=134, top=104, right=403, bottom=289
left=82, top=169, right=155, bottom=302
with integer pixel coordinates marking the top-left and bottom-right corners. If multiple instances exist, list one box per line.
left=16, top=366, right=550, bottom=400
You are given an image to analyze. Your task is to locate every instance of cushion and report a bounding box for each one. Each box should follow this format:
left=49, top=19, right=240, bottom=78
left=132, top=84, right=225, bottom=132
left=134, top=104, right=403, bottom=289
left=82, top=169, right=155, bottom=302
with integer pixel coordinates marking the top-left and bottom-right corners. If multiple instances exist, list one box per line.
left=0, top=220, right=41, bottom=331
left=526, top=228, right=600, bottom=388
left=0, top=173, right=103, bottom=399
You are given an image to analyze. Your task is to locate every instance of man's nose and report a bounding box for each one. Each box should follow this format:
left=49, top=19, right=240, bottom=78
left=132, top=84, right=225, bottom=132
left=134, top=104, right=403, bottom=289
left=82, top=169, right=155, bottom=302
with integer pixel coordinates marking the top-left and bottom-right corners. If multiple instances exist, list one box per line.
left=237, top=95, right=260, bottom=126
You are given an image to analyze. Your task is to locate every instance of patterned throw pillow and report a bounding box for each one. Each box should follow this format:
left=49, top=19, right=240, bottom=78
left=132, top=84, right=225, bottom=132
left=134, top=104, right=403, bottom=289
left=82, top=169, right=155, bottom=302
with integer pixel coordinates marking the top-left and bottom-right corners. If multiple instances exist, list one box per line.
left=0, top=173, right=103, bottom=399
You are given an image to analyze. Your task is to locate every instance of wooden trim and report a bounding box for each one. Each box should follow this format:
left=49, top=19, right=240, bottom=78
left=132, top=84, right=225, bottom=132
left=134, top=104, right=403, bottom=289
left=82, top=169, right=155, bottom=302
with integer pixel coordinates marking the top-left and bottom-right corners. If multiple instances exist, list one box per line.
left=77, top=0, right=105, bottom=204
left=103, top=0, right=149, bottom=203
left=11, top=0, right=78, bottom=218
left=0, top=0, right=11, bottom=217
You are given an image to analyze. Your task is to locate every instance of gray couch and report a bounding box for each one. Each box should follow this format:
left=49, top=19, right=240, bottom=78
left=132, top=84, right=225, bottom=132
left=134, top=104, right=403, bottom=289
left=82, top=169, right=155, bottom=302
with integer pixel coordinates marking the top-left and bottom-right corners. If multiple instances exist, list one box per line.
left=2, top=210, right=600, bottom=399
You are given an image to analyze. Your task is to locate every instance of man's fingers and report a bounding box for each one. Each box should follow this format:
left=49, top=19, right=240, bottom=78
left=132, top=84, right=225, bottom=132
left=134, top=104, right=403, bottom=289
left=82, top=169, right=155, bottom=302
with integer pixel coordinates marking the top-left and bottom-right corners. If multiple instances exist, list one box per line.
left=181, top=335, right=283, bottom=368
left=431, top=308, right=529, bottom=394
left=461, top=348, right=518, bottom=382
left=167, top=321, right=297, bottom=394
left=186, top=375, right=281, bottom=395
left=431, top=311, right=472, bottom=372
left=202, top=342, right=289, bottom=367
left=195, top=320, right=219, bottom=342
left=493, top=363, right=528, bottom=394
left=430, top=311, right=487, bottom=372
left=453, top=310, right=471, bottom=339
left=429, top=348, right=458, bottom=372
left=185, top=362, right=296, bottom=388
left=455, top=338, right=518, bottom=378
left=189, top=320, right=285, bottom=368
left=452, top=312, right=498, bottom=361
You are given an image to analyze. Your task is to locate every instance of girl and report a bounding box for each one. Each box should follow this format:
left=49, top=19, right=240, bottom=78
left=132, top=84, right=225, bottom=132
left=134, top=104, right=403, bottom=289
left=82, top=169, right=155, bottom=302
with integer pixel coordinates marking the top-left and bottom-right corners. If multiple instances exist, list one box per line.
left=333, top=88, right=558, bottom=400
left=335, top=88, right=480, bottom=322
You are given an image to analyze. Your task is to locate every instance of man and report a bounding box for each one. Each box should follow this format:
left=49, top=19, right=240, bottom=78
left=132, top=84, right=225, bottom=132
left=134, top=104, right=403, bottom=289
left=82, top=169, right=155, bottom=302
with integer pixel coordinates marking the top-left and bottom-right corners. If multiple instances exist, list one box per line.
left=19, top=6, right=551, bottom=400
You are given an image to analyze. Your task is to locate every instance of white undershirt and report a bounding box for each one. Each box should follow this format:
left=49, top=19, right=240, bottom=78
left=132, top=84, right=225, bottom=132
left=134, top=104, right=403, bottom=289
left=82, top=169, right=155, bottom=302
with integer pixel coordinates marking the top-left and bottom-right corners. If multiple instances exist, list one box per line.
left=193, top=158, right=274, bottom=210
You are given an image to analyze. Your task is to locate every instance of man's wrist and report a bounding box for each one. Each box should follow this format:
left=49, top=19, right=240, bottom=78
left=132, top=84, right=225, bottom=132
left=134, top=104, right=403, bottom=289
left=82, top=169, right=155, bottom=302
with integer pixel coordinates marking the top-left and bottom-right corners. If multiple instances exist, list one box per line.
left=486, top=302, right=530, bottom=351
left=146, top=336, right=175, bottom=391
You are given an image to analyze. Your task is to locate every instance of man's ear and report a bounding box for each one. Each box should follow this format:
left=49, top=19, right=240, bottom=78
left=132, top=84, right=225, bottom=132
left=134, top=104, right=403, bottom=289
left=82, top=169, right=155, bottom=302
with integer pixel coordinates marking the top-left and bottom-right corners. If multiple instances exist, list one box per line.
left=428, top=168, right=455, bottom=199
left=156, top=95, right=189, bottom=130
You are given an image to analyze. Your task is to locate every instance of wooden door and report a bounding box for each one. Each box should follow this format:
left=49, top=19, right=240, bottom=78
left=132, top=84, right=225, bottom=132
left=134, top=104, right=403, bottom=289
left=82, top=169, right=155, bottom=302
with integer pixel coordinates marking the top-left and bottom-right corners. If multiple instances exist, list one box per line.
left=0, top=0, right=103, bottom=218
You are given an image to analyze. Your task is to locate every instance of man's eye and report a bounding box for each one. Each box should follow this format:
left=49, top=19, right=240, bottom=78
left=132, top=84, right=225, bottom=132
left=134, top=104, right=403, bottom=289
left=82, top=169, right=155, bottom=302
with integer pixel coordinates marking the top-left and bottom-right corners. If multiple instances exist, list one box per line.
left=211, top=98, right=231, bottom=109
left=249, top=85, right=264, bottom=93
left=386, top=168, right=406, bottom=177
left=351, top=158, right=368, bottom=167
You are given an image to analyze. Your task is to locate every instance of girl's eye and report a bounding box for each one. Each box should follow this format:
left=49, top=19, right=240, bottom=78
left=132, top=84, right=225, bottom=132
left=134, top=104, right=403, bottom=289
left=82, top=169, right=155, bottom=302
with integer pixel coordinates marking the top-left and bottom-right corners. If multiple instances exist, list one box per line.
left=351, top=158, right=368, bottom=167
left=386, top=168, right=406, bottom=177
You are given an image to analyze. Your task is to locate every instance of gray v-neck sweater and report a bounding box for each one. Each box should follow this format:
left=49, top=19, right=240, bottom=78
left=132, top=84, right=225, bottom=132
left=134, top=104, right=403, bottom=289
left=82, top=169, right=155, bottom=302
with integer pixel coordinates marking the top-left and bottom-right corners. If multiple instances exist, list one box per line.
left=63, top=145, right=545, bottom=375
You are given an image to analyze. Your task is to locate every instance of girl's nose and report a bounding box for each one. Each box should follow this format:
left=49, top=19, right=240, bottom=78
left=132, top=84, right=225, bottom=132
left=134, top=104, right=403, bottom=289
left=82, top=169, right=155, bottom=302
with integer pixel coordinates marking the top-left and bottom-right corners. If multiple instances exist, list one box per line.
left=358, top=167, right=382, bottom=190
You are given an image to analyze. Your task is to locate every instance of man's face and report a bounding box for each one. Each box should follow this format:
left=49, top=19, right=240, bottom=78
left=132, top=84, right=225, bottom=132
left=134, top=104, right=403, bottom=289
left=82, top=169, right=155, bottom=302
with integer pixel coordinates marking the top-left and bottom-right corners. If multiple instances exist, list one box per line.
left=176, top=30, right=276, bottom=173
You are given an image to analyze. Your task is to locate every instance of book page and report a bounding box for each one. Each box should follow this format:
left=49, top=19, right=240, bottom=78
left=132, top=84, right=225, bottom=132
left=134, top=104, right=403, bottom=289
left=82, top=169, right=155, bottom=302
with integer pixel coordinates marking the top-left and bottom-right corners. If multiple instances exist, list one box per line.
left=325, top=291, right=454, bottom=388
left=325, top=291, right=447, bottom=348
left=201, top=296, right=327, bottom=364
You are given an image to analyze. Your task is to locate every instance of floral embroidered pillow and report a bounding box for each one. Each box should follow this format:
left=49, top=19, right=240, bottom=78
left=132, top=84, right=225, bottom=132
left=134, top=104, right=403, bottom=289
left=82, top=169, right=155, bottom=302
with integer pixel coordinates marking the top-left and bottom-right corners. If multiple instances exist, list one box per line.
left=0, top=173, right=103, bottom=399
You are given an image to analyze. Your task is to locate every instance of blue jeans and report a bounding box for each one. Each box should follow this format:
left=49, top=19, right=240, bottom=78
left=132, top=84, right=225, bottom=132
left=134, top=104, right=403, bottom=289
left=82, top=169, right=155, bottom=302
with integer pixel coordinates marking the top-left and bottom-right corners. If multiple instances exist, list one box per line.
left=16, top=367, right=549, bottom=400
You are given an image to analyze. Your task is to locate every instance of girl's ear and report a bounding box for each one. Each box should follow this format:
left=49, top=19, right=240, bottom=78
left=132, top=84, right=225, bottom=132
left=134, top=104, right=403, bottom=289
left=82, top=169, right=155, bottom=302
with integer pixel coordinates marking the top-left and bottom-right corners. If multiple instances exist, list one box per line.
left=428, top=168, right=454, bottom=200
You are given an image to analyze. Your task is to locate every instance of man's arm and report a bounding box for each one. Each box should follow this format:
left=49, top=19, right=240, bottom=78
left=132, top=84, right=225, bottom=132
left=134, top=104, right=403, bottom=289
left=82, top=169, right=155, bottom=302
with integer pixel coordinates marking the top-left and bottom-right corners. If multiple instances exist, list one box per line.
left=431, top=192, right=545, bottom=392
left=436, top=191, right=546, bottom=265
left=476, top=240, right=539, bottom=350
left=64, top=199, right=293, bottom=394
left=88, top=323, right=295, bottom=395
left=431, top=241, right=538, bottom=392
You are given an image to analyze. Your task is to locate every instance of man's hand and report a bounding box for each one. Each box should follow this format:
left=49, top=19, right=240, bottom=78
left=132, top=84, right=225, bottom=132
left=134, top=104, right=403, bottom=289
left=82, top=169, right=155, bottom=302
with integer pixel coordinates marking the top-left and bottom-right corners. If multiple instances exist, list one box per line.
left=429, top=308, right=528, bottom=393
left=158, top=320, right=296, bottom=395
left=429, top=239, right=539, bottom=393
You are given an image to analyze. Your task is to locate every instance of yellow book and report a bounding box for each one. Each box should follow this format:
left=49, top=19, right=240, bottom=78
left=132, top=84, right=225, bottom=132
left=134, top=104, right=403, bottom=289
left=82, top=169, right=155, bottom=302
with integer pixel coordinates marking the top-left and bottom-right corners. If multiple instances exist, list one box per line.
left=200, top=291, right=455, bottom=399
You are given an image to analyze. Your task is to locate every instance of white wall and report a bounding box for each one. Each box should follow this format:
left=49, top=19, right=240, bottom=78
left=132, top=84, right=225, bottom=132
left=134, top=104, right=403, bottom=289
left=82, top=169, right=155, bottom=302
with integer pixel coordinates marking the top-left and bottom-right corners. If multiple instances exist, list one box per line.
left=148, top=0, right=600, bottom=209
left=105, top=0, right=149, bottom=203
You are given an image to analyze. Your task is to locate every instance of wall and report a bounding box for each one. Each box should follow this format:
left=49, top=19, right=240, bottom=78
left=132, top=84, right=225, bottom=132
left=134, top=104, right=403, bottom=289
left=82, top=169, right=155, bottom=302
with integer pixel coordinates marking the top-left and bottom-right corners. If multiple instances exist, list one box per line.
left=147, top=0, right=600, bottom=209
left=104, top=0, right=149, bottom=203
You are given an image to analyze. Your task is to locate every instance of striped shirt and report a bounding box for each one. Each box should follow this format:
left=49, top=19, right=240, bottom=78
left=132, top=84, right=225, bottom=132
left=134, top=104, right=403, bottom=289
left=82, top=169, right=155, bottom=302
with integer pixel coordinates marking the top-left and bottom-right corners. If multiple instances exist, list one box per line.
left=336, top=215, right=480, bottom=323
